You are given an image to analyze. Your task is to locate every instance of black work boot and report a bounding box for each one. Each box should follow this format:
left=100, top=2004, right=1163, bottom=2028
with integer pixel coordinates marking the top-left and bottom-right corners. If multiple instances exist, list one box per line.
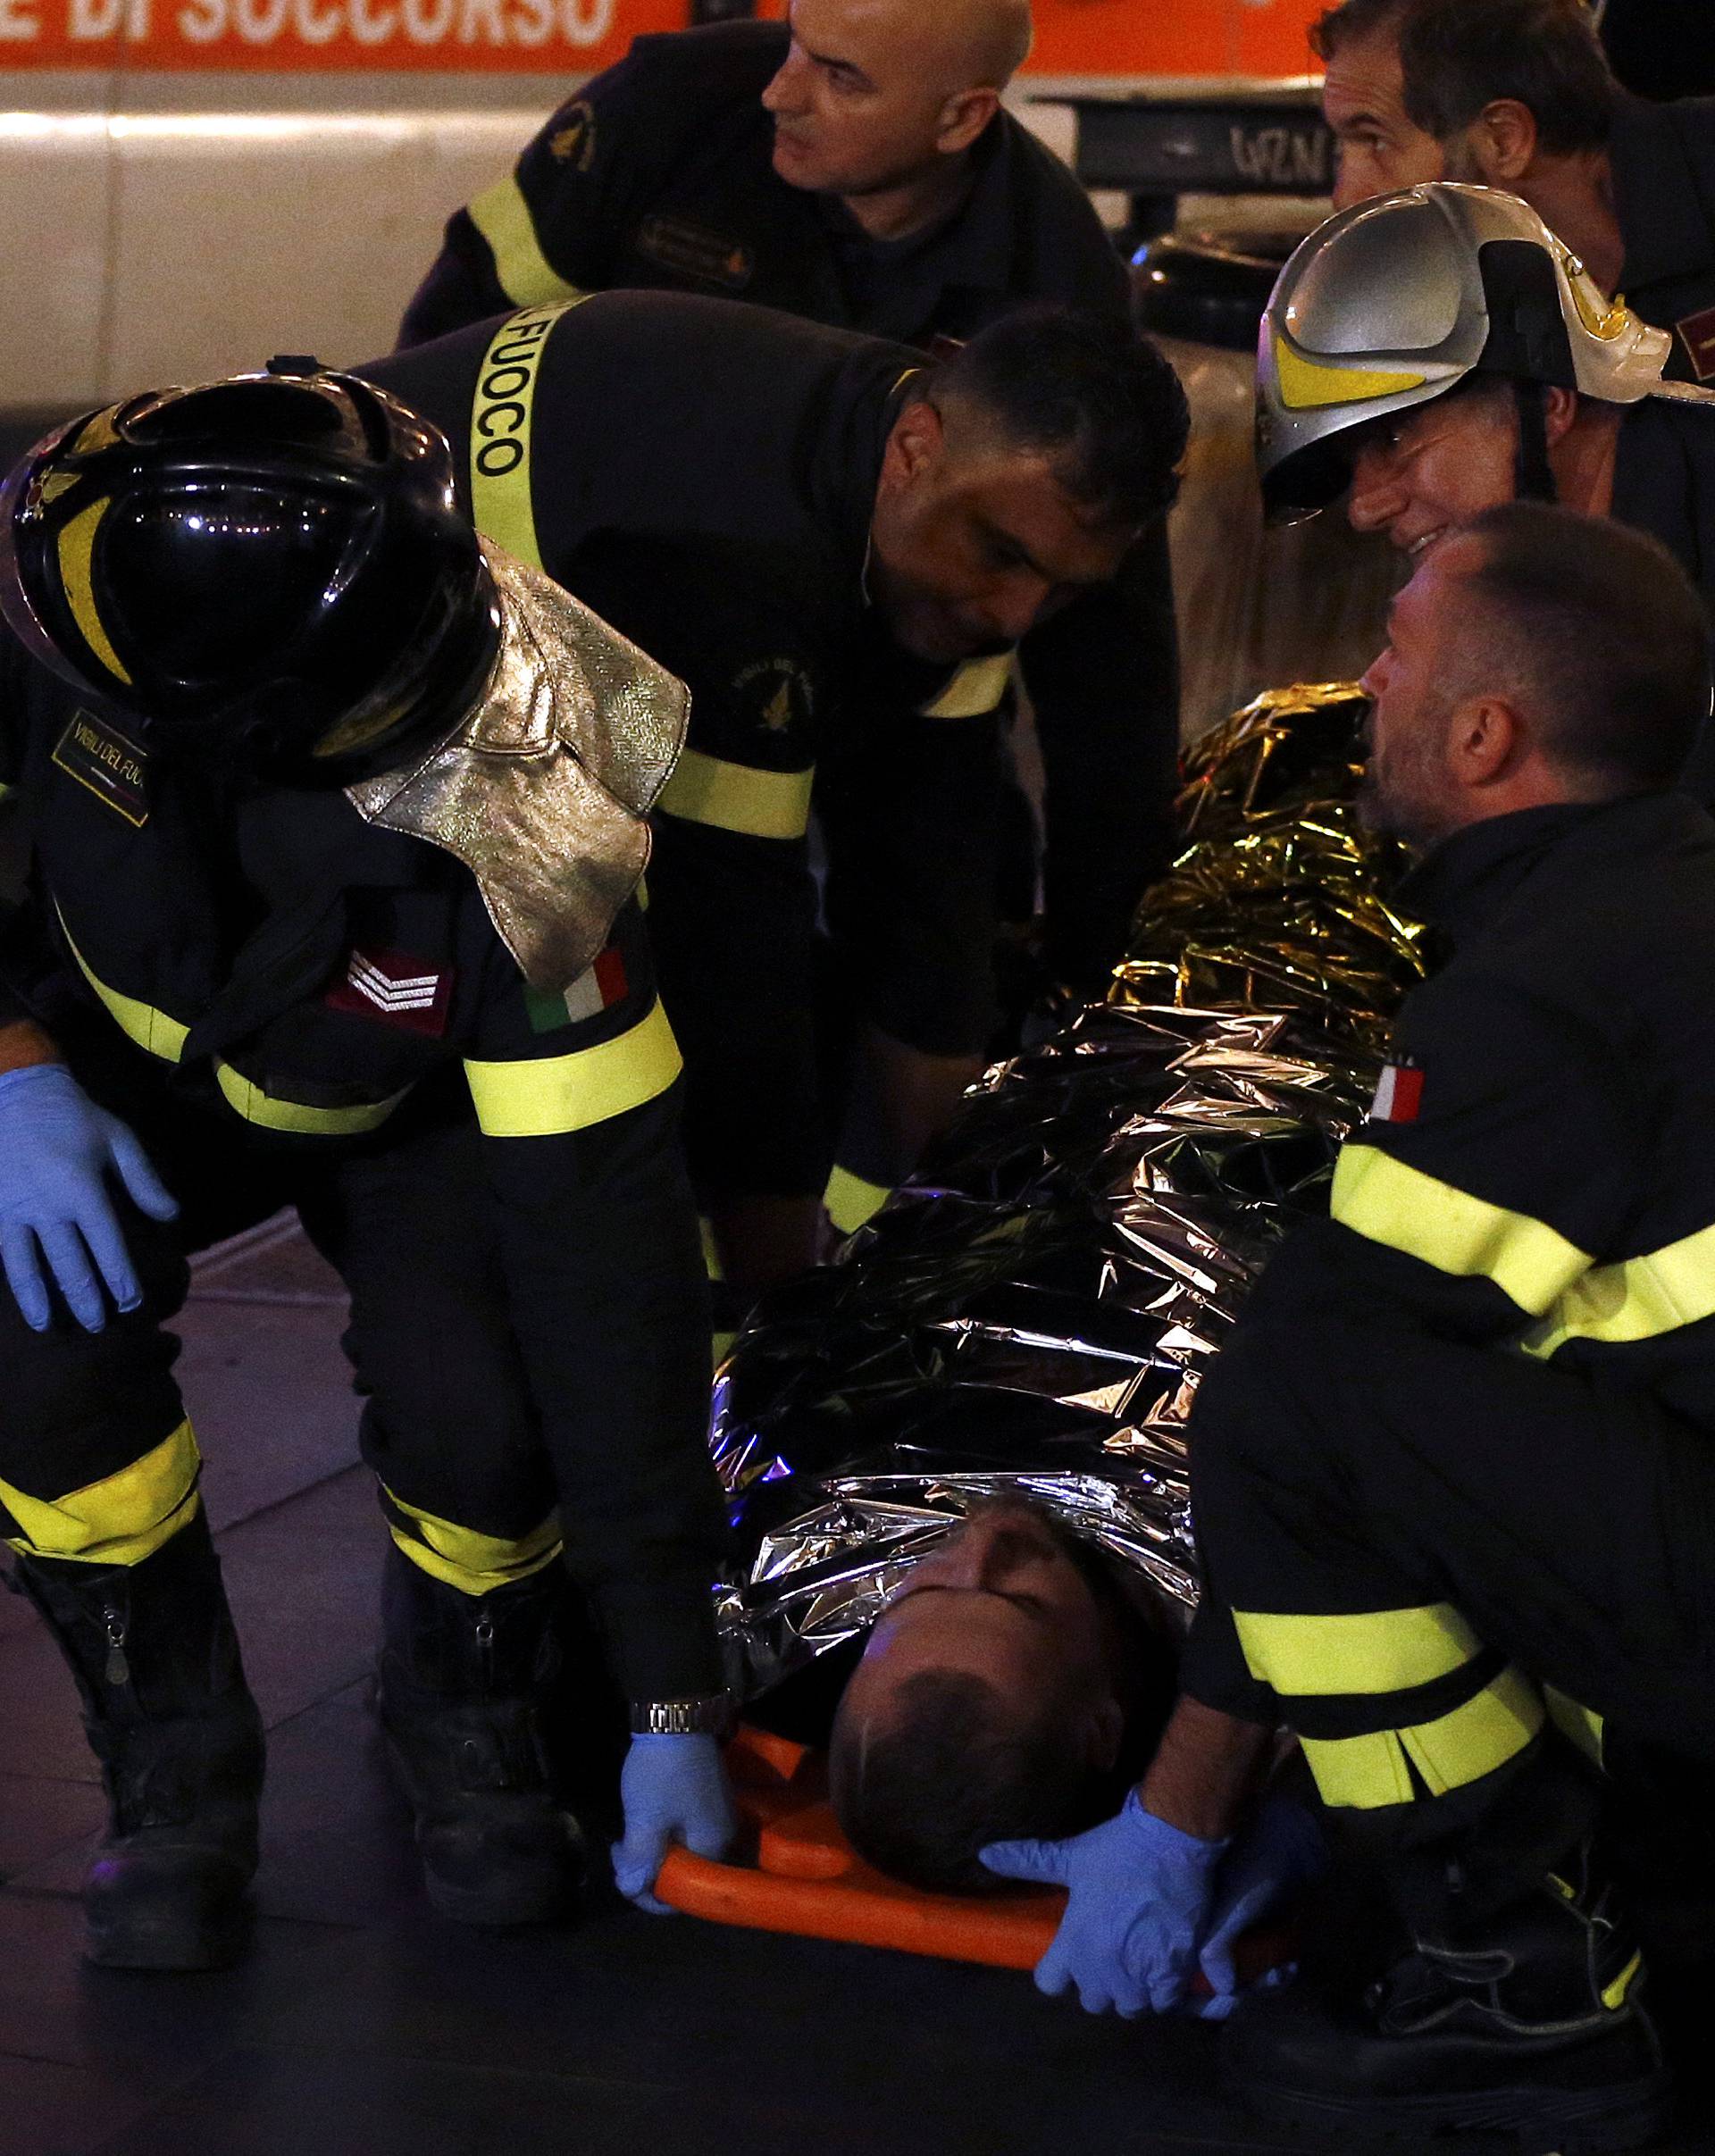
left=16, top=1513, right=264, bottom=1971
left=376, top=1549, right=583, bottom=1926
left=1224, top=1751, right=1671, bottom=2154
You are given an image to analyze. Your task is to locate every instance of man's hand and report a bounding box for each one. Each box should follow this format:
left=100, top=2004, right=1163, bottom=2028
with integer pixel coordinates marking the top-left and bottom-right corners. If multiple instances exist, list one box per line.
left=0, top=1064, right=178, bottom=1332
left=1193, top=1792, right=1328, bottom=2018
left=981, top=1791, right=1229, bottom=2017
left=611, top=1733, right=738, bottom=1914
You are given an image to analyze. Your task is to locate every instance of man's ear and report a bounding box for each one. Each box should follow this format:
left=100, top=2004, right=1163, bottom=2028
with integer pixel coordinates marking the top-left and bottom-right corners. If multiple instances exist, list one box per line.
left=879, top=398, right=946, bottom=496
left=1450, top=695, right=1526, bottom=788
left=1462, top=96, right=1539, bottom=184
left=935, top=87, right=1000, bottom=157
left=1081, top=1692, right=1126, bottom=1776
left=1542, top=384, right=1580, bottom=450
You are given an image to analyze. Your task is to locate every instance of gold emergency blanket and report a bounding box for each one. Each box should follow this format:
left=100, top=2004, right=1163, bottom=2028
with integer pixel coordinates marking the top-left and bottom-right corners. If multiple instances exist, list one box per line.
left=711, top=684, right=1432, bottom=1699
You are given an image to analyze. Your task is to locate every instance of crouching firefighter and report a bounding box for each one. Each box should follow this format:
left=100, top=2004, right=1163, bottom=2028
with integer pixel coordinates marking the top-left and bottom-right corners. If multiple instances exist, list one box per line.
left=980, top=503, right=1715, bottom=2149
left=0, top=366, right=736, bottom=1968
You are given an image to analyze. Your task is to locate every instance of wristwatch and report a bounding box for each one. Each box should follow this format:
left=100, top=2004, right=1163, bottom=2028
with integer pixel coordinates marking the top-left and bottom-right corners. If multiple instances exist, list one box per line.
left=629, top=1693, right=734, bottom=1738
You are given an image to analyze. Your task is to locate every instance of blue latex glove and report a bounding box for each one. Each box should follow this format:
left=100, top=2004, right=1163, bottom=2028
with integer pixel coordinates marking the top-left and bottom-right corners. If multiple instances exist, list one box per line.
left=0, top=1064, right=177, bottom=1333
left=1193, top=1792, right=1329, bottom=2020
left=982, top=1790, right=1229, bottom=2017
left=612, top=1733, right=739, bottom=1915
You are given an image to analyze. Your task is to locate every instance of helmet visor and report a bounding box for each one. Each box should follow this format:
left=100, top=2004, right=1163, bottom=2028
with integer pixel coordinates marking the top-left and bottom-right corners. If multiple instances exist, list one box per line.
left=98, top=483, right=365, bottom=691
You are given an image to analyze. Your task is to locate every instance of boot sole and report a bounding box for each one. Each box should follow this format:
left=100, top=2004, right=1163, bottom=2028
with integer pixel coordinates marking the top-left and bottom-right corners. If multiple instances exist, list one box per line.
left=84, top=1897, right=253, bottom=1974
left=422, top=1872, right=571, bottom=1928
left=378, top=1724, right=581, bottom=1928
left=1231, top=2069, right=1675, bottom=2154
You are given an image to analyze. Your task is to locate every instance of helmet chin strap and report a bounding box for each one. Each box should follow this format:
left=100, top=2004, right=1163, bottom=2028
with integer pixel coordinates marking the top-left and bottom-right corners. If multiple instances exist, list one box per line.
left=1512, top=379, right=1560, bottom=504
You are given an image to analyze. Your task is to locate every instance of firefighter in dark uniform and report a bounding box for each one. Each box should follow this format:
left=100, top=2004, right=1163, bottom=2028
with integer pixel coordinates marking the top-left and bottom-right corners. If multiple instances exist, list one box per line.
left=400, top=9, right=1121, bottom=356
left=981, top=502, right=1715, bottom=2147
left=397, top=5, right=1179, bottom=1240
left=1317, top=0, right=1715, bottom=381
left=1252, top=184, right=1715, bottom=795
left=0, top=370, right=737, bottom=1968
left=360, top=292, right=1187, bottom=1310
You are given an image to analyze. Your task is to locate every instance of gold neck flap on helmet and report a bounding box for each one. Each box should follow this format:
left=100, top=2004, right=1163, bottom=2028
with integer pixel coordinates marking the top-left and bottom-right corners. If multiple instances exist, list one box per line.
left=346, top=540, right=690, bottom=994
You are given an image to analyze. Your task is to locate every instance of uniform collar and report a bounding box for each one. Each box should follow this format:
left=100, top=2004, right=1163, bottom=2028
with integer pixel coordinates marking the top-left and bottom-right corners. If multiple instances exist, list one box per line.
left=1399, top=793, right=1701, bottom=945
left=1612, top=93, right=1715, bottom=295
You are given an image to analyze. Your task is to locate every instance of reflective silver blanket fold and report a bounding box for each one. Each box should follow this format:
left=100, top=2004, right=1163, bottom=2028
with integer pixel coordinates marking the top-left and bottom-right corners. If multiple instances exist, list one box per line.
left=712, top=684, right=1431, bottom=1701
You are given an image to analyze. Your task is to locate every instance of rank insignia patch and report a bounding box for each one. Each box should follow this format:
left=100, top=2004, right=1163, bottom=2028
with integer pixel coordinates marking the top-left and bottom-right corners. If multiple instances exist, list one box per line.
left=526, top=944, right=628, bottom=1033
left=1677, top=305, right=1715, bottom=380
left=326, top=949, right=453, bottom=1038
left=52, top=710, right=149, bottom=827
left=1370, top=1059, right=1425, bottom=1124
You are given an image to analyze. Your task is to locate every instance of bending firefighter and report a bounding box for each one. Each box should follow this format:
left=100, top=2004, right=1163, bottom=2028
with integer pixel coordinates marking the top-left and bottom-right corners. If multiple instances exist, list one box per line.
left=0, top=371, right=735, bottom=1968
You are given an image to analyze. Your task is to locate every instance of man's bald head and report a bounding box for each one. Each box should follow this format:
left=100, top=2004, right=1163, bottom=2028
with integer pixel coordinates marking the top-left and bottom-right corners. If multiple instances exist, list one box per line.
left=764, top=0, right=1034, bottom=217
left=953, top=0, right=1033, bottom=90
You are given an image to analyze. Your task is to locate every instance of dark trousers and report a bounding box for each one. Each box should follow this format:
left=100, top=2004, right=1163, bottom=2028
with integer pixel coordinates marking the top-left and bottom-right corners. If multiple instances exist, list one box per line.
left=1186, top=1290, right=1715, bottom=1865
left=0, top=1034, right=557, bottom=1572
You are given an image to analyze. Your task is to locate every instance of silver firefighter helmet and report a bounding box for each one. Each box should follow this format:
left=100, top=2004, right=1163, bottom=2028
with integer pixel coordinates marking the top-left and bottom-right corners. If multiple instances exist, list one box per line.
left=1257, top=182, right=1673, bottom=520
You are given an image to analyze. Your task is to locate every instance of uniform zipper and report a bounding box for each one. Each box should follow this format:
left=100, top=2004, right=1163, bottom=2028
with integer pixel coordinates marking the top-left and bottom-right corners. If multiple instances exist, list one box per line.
left=101, top=1603, right=130, bottom=1688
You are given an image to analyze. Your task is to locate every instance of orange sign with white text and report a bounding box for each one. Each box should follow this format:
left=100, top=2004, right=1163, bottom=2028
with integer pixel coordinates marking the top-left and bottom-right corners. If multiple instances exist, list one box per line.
left=0, top=0, right=1321, bottom=75
left=0, top=0, right=674, bottom=69
left=754, top=0, right=1324, bottom=80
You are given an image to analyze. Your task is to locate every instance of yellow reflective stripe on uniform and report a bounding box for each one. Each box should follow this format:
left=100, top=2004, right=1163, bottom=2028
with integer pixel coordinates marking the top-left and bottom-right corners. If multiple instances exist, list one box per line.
left=59, top=913, right=408, bottom=1132
left=56, top=905, right=188, bottom=1062
left=712, top=1330, right=739, bottom=1370
left=466, top=172, right=587, bottom=312
left=919, top=651, right=1015, bottom=720
left=1525, top=1217, right=1715, bottom=1358
left=1233, top=1602, right=1483, bottom=1698
left=1274, top=336, right=1426, bottom=412
left=1300, top=1665, right=1544, bottom=1810
left=57, top=499, right=132, bottom=685
left=213, top=1061, right=408, bottom=1138
left=1, top=1419, right=200, bottom=1567
left=826, top=1164, right=891, bottom=1237
left=699, top=1216, right=725, bottom=1283
left=657, top=748, right=816, bottom=840
left=1333, top=1143, right=1592, bottom=1317
left=1399, top=1663, right=1544, bottom=1796
left=383, top=1483, right=563, bottom=1597
left=1602, top=1951, right=1643, bottom=2011
left=464, top=994, right=682, bottom=1138
left=1545, top=1685, right=1605, bottom=1767
left=468, top=300, right=590, bottom=572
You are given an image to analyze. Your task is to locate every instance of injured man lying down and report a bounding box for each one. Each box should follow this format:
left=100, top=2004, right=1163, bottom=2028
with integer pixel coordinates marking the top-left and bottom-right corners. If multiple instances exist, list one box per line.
left=707, top=685, right=1419, bottom=1992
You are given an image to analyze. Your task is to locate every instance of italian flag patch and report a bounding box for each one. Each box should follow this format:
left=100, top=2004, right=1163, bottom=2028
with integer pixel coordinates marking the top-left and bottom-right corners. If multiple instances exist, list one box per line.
left=526, top=946, right=629, bottom=1034
left=1370, top=1059, right=1425, bottom=1124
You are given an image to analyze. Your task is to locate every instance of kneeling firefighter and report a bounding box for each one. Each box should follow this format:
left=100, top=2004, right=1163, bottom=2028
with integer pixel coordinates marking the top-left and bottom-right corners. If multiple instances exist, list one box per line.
left=0, top=368, right=735, bottom=1968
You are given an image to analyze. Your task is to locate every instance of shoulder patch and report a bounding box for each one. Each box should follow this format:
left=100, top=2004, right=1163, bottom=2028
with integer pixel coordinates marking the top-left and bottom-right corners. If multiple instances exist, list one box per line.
left=734, top=655, right=814, bottom=740
left=1369, top=1059, right=1424, bottom=1124
left=548, top=101, right=597, bottom=171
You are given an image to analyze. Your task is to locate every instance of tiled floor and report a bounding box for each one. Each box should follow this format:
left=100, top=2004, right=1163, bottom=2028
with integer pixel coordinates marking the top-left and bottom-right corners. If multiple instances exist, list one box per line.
left=1, top=1220, right=1710, bottom=2156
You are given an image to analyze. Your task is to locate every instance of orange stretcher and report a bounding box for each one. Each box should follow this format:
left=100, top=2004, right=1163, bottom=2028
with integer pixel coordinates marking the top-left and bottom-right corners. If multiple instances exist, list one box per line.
left=655, top=1726, right=1292, bottom=1985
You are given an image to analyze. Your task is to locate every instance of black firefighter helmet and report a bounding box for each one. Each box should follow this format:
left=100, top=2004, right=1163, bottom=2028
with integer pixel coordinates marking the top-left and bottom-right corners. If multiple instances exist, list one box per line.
left=0, top=360, right=500, bottom=786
